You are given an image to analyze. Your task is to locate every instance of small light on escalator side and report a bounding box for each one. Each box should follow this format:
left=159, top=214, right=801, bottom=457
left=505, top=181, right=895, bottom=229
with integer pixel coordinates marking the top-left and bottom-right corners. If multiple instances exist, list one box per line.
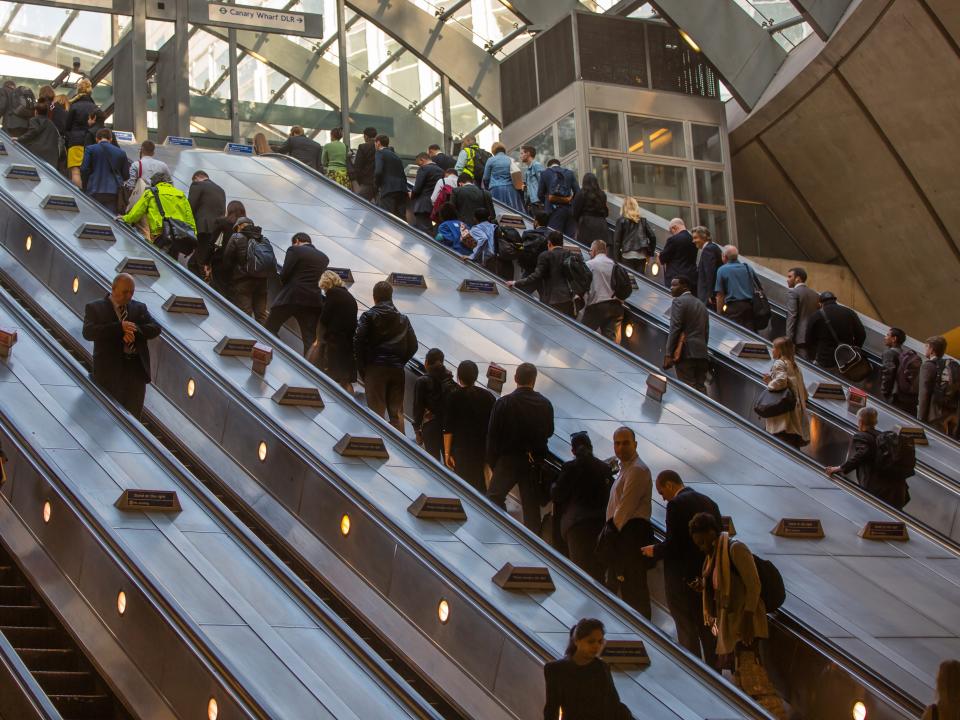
left=207, top=697, right=218, bottom=720
left=25, top=235, right=32, bottom=251
left=624, top=323, right=634, bottom=339
left=42, top=501, right=51, bottom=523
left=71, top=277, right=79, bottom=294
left=722, top=304, right=728, bottom=313
left=438, top=599, right=450, bottom=624
left=340, top=514, right=351, bottom=536
left=852, top=701, right=867, bottom=720
left=186, top=378, right=196, bottom=398
left=650, top=262, right=659, bottom=277
left=117, top=591, right=127, bottom=615
left=257, top=441, right=267, bottom=462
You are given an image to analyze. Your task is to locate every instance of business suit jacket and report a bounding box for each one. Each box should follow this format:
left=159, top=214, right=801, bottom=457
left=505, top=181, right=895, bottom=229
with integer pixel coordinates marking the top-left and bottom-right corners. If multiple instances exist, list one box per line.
left=696, top=241, right=723, bottom=308
left=652, top=487, right=721, bottom=586
left=667, top=291, right=709, bottom=360
left=353, top=141, right=376, bottom=186
left=410, top=162, right=444, bottom=215
left=451, top=184, right=495, bottom=226
left=80, top=141, right=128, bottom=195
left=374, top=147, right=408, bottom=196
left=659, top=230, right=698, bottom=289
left=513, top=248, right=573, bottom=306
left=188, top=179, right=227, bottom=235
left=786, top=283, right=820, bottom=346
left=271, top=243, right=329, bottom=309
left=82, top=296, right=161, bottom=383
left=805, top=301, right=866, bottom=367
left=277, top=134, right=323, bottom=170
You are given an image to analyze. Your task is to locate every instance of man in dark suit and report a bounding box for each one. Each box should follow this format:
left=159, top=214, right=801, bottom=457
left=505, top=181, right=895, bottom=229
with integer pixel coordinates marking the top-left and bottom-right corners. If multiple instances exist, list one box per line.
left=642, top=470, right=720, bottom=667
left=451, top=174, right=495, bottom=227
left=658, top=218, right=698, bottom=290
left=785, top=267, right=820, bottom=361
left=805, top=291, right=866, bottom=369
left=428, top=143, right=455, bottom=171
left=664, top=277, right=709, bottom=393
left=374, top=135, right=408, bottom=219
left=80, top=128, right=129, bottom=213
left=409, top=152, right=444, bottom=233
left=692, top=226, right=722, bottom=310
left=443, top=360, right=495, bottom=494
left=508, top=231, right=576, bottom=317
left=353, top=126, right=378, bottom=201
left=265, top=232, right=329, bottom=355
left=82, top=273, right=162, bottom=419
left=276, top=125, right=322, bottom=170
left=187, top=170, right=226, bottom=278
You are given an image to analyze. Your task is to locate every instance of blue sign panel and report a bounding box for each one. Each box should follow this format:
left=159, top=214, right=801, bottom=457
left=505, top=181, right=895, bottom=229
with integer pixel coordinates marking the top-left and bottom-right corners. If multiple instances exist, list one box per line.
left=164, top=136, right=195, bottom=147
left=224, top=142, right=254, bottom=154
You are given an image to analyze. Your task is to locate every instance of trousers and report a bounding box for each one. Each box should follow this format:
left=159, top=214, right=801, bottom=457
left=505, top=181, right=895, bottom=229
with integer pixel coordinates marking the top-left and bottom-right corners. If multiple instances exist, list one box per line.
left=364, top=365, right=406, bottom=431
left=582, top=300, right=623, bottom=341
left=565, top=520, right=604, bottom=582
left=723, top=299, right=754, bottom=332
left=94, top=357, right=148, bottom=420
left=230, top=277, right=268, bottom=324
left=676, top=358, right=709, bottom=393
left=379, top=192, right=408, bottom=220
left=265, top=304, right=320, bottom=356
left=666, top=577, right=717, bottom=667
left=488, top=454, right=543, bottom=533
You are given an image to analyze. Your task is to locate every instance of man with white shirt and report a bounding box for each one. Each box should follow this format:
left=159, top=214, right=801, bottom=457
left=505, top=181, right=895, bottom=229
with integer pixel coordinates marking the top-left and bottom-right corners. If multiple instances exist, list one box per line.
left=581, top=240, right=623, bottom=341
left=602, top=426, right=654, bottom=618
left=785, top=267, right=819, bottom=361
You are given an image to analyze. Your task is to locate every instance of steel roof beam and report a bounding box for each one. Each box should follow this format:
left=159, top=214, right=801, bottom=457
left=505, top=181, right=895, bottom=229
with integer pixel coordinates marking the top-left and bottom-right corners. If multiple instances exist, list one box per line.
left=787, top=0, right=853, bottom=40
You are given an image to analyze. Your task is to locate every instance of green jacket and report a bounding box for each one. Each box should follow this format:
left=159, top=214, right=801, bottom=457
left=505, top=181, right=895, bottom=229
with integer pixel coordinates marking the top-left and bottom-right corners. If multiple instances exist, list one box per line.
left=321, top=140, right=347, bottom=171
left=122, top=182, right=197, bottom=236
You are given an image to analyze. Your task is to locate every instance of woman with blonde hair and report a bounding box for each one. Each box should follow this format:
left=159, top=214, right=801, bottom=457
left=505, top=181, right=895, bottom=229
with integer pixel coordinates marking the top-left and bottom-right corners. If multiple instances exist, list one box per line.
left=611, top=196, right=657, bottom=274
left=761, top=337, right=810, bottom=448
left=253, top=132, right=271, bottom=155
left=64, top=78, right=97, bottom=187
left=923, top=659, right=960, bottom=720
left=316, top=270, right=358, bottom=394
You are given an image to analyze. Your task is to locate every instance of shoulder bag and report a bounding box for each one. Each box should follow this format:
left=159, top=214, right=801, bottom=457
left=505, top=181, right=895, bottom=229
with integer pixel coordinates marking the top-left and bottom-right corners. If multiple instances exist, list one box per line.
left=821, top=310, right=871, bottom=381
left=754, top=385, right=796, bottom=418
left=150, top=187, right=198, bottom=258
left=745, top=264, right=771, bottom=331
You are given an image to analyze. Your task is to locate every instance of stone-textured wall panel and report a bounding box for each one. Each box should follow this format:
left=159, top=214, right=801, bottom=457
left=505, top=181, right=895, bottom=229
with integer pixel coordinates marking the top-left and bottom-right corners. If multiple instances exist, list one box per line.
left=925, top=0, right=960, bottom=45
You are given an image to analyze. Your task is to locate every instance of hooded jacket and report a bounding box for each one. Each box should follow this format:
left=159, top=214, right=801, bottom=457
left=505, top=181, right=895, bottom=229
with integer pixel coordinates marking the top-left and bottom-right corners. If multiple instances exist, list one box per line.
left=353, top=301, right=418, bottom=373
left=222, top=225, right=269, bottom=282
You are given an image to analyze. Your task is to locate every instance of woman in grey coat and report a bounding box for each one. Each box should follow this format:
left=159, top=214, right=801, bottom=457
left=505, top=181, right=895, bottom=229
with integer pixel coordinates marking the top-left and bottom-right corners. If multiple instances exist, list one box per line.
left=16, top=102, right=61, bottom=168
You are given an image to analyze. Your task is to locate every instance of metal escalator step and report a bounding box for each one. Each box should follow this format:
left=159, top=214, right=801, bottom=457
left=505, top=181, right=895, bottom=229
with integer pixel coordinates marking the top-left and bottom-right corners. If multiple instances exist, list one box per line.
left=48, top=692, right=113, bottom=719
left=1, top=625, right=67, bottom=649
left=17, top=647, right=78, bottom=671
left=31, top=669, right=96, bottom=695
left=0, top=583, right=31, bottom=604
left=0, top=603, right=45, bottom=626
left=0, top=565, right=12, bottom=583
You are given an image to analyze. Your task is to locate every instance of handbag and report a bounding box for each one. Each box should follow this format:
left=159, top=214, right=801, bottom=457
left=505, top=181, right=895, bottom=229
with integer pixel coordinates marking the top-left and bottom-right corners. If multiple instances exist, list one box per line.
left=734, top=647, right=787, bottom=719
left=820, top=311, right=871, bottom=380
left=754, top=385, right=796, bottom=418
left=150, top=187, right=198, bottom=258
left=745, top=264, right=771, bottom=331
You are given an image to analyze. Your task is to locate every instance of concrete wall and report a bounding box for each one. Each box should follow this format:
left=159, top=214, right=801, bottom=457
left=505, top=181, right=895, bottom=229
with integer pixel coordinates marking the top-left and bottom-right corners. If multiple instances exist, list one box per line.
left=749, top=256, right=879, bottom=318
left=728, top=0, right=960, bottom=339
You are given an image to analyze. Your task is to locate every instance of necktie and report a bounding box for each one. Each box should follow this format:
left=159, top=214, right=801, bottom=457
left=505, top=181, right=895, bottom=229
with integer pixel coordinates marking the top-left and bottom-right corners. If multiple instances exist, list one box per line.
left=119, top=305, right=135, bottom=355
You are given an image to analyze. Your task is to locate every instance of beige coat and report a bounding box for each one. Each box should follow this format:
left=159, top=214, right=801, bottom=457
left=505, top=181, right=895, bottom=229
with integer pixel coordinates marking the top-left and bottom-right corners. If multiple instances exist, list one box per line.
left=764, top=358, right=810, bottom=441
left=702, top=534, right=769, bottom=656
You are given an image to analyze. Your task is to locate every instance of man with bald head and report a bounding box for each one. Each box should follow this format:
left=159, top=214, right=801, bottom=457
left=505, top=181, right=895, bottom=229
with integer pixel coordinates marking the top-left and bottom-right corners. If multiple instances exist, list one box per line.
left=82, top=274, right=162, bottom=419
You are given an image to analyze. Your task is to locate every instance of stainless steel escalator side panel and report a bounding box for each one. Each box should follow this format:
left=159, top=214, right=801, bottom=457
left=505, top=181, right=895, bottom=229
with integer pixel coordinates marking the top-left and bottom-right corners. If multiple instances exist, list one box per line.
left=0, top=292, right=441, bottom=720
left=237, top=150, right=960, bottom=700
left=0, top=143, right=760, bottom=719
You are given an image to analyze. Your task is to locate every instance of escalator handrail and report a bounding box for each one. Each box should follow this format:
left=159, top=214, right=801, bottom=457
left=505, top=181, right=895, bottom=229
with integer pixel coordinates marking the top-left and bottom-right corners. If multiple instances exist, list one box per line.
left=0, top=144, right=763, bottom=715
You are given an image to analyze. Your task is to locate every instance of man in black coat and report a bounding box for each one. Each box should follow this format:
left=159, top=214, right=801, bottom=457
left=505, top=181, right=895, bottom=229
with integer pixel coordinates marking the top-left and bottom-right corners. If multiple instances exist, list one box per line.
left=409, top=152, right=444, bottom=233
left=187, top=171, right=226, bottom=278
left=451, top=174, right=495, bottom=227
left=374, top=135, right=408, bottom=219
left=353, top=127, right=378, bottom=201
left=642, top=471, right=720, bottom=667
left=805, top=291, right=866, bottom=369
left=354, top=281, right=418, bottom=431
left=508, top=231, right=575, bottom=317
left=486, top=362, right=555, bottom=532
left=692, top=226, right=722, bottom=310
left=276, top=125, right=322, bottom=170
left=443, top=360, right=495, bottom=494
left=658, top=218, right=698, bottom=290
left=412, top=347, right=456, bottom=460
left=81, top=273, right=162, bottom=419
left=264, top=233, right=329, bottom=356
left=428, top=143, right=456, bottom=171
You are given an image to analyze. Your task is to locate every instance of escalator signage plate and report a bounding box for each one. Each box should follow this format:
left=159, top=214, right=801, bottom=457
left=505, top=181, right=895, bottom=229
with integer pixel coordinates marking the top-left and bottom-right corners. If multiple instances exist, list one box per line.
left=113, top=131, right=136, bottom=143
left=899, top=426, right=928, bottom=446
left=41, top=194, right=79, bottom=211
left=214, top=337, right=256, bottom=356
left=271, top=384, right=324, bottom=408
left=859, top=521, right=908, bottom=541
left=329, top=267, right=354, bottom=283
left=458, top=279, right=498, bottom=294
left=4, top=164, right=39, bottom=180
left=601, top=640, right=650, bottom=666
left=731, top=341, right=771, bottom=360
left=116, top=257, right=160, bottom=277
left=493, top=563, right=555, bottom=591
left=115, top=489, right=182, bottom=512
left=334, top=433, right=389, bottom=459
left=772, top=518, right=824, bottom=538
left=809, top=382, right=846, bottom=401
left=646, top=373, right=668, bottom=402
left=224, top=142, right=254, bottom=154
left=162, top=295, right=209, bottom=315
left=408, top=494, right=467, bottom=521
left=0, top=141, right=6, bottom=155
left=498, top=214, right=525, bottom=230
left=164, top=135, right=194, bottom=147
left=76, top=223, right=115, bottom=241
left=388, top=272, right=427, bottom=289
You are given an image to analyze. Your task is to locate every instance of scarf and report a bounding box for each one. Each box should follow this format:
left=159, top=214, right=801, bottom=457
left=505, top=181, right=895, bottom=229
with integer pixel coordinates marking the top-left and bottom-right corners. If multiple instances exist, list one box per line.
left=703, top=531, right=732, bottom=624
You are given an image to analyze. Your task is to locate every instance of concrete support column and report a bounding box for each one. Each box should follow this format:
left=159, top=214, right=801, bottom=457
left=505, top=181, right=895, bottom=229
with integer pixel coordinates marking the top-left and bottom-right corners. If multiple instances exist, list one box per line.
left=336, top=0, right=351, bottom=146
left=440, top=74, right=452, bottom=153
left=228, top=28, right=240, bottom=142
left=111, top=0, right=147, bottom=140
left=156, top=0, right=191, bottom=141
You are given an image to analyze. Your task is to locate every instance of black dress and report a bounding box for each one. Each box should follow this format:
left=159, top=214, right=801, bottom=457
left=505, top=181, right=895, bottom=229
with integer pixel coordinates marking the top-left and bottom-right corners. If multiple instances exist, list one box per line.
left=319, top=285, right=358, bottom=383
left=572, top=190, right=610, bottom=244
left=543, top=658, right=631, bottom=720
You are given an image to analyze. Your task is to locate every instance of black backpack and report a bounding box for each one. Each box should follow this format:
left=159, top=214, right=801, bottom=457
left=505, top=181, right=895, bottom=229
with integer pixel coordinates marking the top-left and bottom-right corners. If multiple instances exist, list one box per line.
left=12, top=86, right=35, bottom=118
left=495, top=225, right=523, bottom=261
left=874, top=430, right=916, bottom=481
left=244, top=234, right=278, bottom=278
left=611, top=263, right=632, bottom=301
left=561, top=251, right=593, bottom=297
left=932, top=358, right=960, bottom=406
left=895, top=347, right=922, bottom=397
left=732, top=541, right=786, bottom=613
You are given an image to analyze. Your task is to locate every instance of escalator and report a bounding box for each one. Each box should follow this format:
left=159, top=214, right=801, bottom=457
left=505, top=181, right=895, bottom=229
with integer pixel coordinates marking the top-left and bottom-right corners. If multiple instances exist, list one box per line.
left=0, top=138, right=761, bottom=719
left=0, top=285, right=446, bottom=720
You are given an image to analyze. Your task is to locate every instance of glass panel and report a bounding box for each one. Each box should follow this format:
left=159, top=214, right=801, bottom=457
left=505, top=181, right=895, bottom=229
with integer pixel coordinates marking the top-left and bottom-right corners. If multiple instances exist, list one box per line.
left=589, top=110, right=620, bottom=150
left=557, top=112, right=577, bottom=158
left=521, top=126, right=555, bottom=163
left=591, top=156, right=625, bottom=195
left=626, top=116, right=685, bottom=157
left=640, top=202, right=692, bottom=228
left=696, top=169, right=726, bottom=206
left=691, top=124, right=722, bottom=163
left=698, top=208, right=728, bottom=245
left=630, top=162, right=689, bottom=202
